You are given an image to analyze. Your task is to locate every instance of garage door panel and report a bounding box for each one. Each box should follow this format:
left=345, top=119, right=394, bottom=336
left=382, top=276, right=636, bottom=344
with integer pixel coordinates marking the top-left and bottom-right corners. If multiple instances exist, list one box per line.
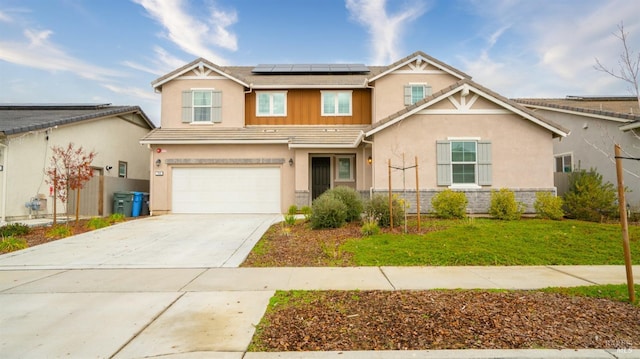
left=172, top=167, right=280, bottom=214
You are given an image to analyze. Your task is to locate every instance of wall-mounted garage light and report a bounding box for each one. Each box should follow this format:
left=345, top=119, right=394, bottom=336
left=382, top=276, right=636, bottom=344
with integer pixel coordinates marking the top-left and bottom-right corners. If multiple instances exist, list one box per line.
left=155, top=159, right=161, bottom=167
left=105, top=165, right=113, bottom=171
left=289, top=158, right=294, bottom=166
left=367, top=156, right=372, bottom=165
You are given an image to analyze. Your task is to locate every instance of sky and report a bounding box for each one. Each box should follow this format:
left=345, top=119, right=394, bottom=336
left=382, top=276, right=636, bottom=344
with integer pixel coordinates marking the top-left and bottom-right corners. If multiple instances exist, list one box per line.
left=1, top=0, right=639, bottom=124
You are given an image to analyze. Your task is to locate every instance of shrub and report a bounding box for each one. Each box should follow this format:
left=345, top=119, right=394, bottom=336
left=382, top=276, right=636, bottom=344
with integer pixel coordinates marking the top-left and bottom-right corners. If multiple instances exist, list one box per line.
left=364, top=194, right=405, bottom=227
left=0, top=222, right=30, bottom=237
left=563, top=168, right=617, bottom=222
left=300, top=206, right=312, bottom=221
left=431, top=189, right=468, bottom=219
left=283, top=214, right=296, bottom=226
left=325, top=186, right=363, bottom=222
left=360, top=215, right=380, bottom=236
left=534, top=192, right=564, bottom=220
left=0, top=237, right=28, bottom=252
left=108, top=213, right=126, bottom=223
left=86, top=217, right=110, bottom=230
left=46, top=225, right=73, bottom=239
left=310, top=193, right=348, bottom=229
left=287, top=205, right=298, bottom=216
left=489, top=188, right=524, bottom=220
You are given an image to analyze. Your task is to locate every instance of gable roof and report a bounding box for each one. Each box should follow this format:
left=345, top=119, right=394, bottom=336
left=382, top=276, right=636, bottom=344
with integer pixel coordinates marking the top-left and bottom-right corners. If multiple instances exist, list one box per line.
left=515, top=96, right=640, bottom=123
left=151, top=51, right=470, bottom=91
left=367, top=51, right=471, bottom=83
left=0, top=104, right=155, bottom=136
left=365, top=79, right=569, bottom=138
left=151, top=58, right=250, bottom=91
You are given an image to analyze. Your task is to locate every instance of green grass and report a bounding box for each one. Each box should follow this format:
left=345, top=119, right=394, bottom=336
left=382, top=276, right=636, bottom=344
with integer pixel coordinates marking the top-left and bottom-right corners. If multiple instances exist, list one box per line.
left=0, top=236, right=28, bottom=252
left=86, top=217, right=110, bottom=230
left=341, top=218, right=640, bottom=266
left=541, top=284, right=639, bottom=305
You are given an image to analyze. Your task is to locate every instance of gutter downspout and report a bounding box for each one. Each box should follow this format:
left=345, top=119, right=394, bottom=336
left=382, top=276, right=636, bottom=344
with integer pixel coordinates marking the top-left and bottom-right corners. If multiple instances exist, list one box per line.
left=0, top=142, right=7, bottom=224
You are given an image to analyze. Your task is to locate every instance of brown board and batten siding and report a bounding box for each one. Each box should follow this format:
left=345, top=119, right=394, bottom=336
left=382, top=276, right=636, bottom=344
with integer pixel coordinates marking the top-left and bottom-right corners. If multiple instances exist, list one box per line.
left=245, top=89, right=372, bottom=125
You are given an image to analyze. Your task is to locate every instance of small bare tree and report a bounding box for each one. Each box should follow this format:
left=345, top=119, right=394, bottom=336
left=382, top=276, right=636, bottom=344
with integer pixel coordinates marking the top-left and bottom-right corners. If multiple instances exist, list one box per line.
left=594, top=21, right=640, bottom=106
left=45, top=143, right=97, bottom=226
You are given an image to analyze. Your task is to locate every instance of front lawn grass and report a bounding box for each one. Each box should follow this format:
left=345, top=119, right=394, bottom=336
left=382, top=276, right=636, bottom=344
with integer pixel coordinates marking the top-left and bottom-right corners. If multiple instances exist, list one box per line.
left=342, top=218, right=640, bottom=266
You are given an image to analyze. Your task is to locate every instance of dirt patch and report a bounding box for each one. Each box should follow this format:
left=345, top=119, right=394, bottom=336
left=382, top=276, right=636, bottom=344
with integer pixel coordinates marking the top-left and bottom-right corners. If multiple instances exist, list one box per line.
left=252, top=290, right=639, bottom=351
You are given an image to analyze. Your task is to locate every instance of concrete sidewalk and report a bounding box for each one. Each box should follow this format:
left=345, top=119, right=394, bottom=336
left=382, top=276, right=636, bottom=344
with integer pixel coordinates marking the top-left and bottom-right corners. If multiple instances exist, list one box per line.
left=1, top=265, right=638, bottom=358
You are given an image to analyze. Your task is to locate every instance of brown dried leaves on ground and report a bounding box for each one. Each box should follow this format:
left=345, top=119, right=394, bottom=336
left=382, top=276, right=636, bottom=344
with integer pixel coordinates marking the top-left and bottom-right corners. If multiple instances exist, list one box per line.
left=252, top=290, right=639, bottom=351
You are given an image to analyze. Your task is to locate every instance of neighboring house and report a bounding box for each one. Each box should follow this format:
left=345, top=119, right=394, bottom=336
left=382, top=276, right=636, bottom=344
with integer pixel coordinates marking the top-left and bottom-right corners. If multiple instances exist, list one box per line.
left=141, top=51, right=568, bottom=215
left=0, top=104, right=156, bottom=222
left=516, top=96, right=640, bottom=209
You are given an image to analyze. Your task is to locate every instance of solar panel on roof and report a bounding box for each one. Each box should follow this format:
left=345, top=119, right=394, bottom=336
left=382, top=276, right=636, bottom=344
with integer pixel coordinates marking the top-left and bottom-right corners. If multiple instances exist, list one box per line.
left=252, top=63, right=369, bottom=74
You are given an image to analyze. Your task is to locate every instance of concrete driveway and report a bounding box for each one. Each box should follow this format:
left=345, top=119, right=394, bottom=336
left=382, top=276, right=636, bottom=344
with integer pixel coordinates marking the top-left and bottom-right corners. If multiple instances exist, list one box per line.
left=0, top=214, right=281, bottom=269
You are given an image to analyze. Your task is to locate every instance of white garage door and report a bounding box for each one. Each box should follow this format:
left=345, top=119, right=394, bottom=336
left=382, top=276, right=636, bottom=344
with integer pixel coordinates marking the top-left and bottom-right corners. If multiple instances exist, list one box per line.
left=172, top=167, right=281, bottom=213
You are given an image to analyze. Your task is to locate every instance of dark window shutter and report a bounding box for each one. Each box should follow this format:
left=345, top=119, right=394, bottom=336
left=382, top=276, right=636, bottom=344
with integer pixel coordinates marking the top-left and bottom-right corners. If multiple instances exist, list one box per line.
left=436, top=141, right=451, bottom=186
left=181, top=91, right=192, bottom=123
left=477, top=141, right=492, bottom=185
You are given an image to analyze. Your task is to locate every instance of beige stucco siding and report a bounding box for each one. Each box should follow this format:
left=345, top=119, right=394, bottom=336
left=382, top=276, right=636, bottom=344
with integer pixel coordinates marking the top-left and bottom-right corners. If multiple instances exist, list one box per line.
left=150, top=144, right=295, bottom=214
left=371, top=113, right=555, bottom=190
left=4, top=116, right=150, bottom=219
left=372, top=72, right=461, bottom=123
left=160, top=78, right=246, bottom=128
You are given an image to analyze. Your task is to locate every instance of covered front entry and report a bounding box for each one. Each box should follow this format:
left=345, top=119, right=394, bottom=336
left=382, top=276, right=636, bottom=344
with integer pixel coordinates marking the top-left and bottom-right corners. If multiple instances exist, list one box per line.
left=172, top=167, right=281, bottom=213
left=311, top=157, right=331, bottom=200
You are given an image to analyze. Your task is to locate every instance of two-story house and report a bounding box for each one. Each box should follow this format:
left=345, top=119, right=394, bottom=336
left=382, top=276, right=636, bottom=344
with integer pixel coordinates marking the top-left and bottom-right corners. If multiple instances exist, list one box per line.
left=140, top=51, right=568, bottom=215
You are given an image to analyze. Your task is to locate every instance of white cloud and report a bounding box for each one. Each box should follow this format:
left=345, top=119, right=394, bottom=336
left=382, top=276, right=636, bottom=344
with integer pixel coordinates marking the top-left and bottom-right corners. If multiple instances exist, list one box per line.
left=0, top=28, right=123, bottom=81
left=0, top=10, right=12, bottom=23
left=133, top=0, right=237, bottom=64
left=123, top=46, right=187, bottom=76
left=345, top=0, right=428, bottom=64
left=102, top=84, right=159, bottom=101
left=461, top=0, right=640, bottom=97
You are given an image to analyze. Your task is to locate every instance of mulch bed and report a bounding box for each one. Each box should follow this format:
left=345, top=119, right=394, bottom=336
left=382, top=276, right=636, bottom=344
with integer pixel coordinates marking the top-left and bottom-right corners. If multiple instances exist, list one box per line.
left=252, top=290, right=639, bottom=351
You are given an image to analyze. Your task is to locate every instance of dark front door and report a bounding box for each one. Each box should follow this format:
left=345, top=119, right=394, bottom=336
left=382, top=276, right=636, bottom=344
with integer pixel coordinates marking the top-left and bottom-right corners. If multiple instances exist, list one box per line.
left=311, top=157, right=331, bottom=200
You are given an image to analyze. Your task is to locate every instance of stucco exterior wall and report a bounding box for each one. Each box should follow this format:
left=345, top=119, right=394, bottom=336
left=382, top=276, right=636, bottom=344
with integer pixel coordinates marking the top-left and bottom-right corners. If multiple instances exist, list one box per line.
left=372, top=71, right=461, bottom=123
left=537, top=109, right=640, bottom=208
left=160, top=78, right=245, bottom=128
left=150, top=144, right=296, bottom=214
left=370, top=113, right=555, bottom=192
left=3, top=116, right=151, bottom=220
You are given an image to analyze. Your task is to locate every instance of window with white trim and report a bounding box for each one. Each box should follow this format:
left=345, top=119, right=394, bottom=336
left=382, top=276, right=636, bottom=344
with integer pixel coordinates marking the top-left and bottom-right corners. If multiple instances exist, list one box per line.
left=555, top=154, right=572, bottom=173
left=321, top=91, right=352, bottom=116
left=118, top=161, right=127, bottom=178
left=257, top=91, right=287, bottom=116
left=181, top=89, right=222, bottom=123
left=436, top=140, right=492, bottom=186
left=404, top=84, right=432, bottom=105
left=335, top=156, right=354, bottom=181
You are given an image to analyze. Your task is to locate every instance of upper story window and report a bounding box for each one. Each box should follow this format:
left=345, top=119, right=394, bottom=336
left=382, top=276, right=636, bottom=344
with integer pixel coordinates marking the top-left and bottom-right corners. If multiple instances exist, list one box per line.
left=321, top=91, right=352, bottom=116
left=257, top=91, right=287, bottom=116
left=404, top=84, right=432, bottom=105
left=182, top=89, right=222, bottom=123
left=555, top=154, right=572, bottom=172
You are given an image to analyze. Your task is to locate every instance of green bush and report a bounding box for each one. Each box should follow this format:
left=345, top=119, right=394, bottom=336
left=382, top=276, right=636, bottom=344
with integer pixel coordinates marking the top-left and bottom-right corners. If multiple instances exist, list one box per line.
left=86, top=217, right=110, bottom=230
left=0, top=237, right=28, bottom=252
left=287, top=205, right=298, bottom=216
left=489, top=188, right=524, bottom=220
left=534, top=192, right=564, bottom=220
left=310, top=193, right=348, bottom=229
left=325, top=186, right=363, bottom=222
left=300, top=206, right=312, bottom=221
left=0, top=222, right=30, bottom=237
left=364, top=194, right=405, bottom=227
left=431, top=189, right=468, bottom=219
left=45, top=225, right=73, bottom=239
left=108, top=213, right=126, bottom=223
left=283, top=214, right=296, bottom=226
left=563, top=168, right=617, bottom=222
left=360, top=216, right=380, bottom=236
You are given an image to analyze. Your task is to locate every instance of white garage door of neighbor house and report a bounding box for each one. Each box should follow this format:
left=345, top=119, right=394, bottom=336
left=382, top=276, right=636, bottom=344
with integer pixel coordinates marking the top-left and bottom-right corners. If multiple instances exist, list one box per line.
left=172, top=167, right=281, bottom=213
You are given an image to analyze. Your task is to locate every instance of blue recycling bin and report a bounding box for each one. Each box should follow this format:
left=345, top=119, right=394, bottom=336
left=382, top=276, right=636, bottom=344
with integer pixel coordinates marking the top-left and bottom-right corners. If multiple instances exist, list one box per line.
left=132, top=191, right=143, bottom=217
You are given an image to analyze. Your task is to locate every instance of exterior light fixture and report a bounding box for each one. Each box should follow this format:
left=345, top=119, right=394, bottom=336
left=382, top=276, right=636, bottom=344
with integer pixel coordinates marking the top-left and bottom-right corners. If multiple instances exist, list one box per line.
left=367, top=156, right=372, bottom=165
left=289, top=158, right=294, bottom=166
left=155, top=159, right=161, bottom=167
